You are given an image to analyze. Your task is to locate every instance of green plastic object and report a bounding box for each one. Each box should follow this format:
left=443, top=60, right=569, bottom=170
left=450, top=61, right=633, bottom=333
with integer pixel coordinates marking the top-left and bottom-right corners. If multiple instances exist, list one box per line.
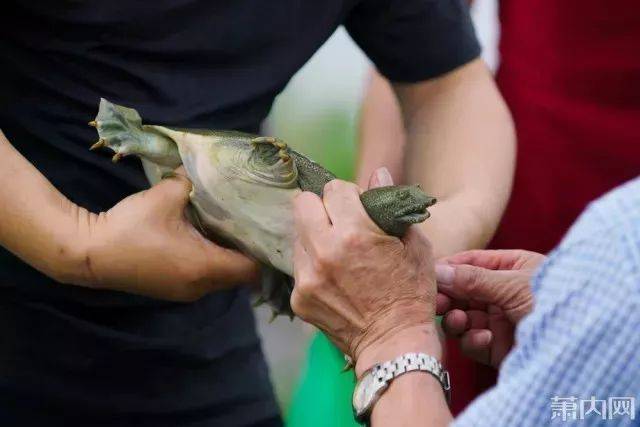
left=287, top=317, right=444, bottom=426
left=286, top=332, right=360, bottom=427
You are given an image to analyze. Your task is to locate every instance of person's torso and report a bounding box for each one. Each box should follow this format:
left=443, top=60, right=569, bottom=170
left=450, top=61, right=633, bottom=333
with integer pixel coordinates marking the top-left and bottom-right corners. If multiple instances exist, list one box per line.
left=0, top=1, right=357, bottom=422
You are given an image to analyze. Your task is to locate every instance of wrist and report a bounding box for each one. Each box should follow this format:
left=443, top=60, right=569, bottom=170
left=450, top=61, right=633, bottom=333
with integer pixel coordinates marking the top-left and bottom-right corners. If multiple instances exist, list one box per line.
left=51, top=205, right=101, bottom=286
left=355, top=323, right=443, bottom=379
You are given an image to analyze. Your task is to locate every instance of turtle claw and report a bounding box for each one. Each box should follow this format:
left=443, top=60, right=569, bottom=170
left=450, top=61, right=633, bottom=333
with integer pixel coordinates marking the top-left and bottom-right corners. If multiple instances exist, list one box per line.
left=251, top=136, right=280, bottom=146
left=251, top=136, right=291, bottom=163
left=252, top=296, right=266, bottom=307
left=278, top=152, right=291, bottom=162
left=88, top=120, right=98, bottom=128
left=90, top=138, right=106, bottom=151
left=342, top=355, right=354, bottom=372
left=269, top=310, right=278, bottom=323
left=161, top=171, right=177, bottom=180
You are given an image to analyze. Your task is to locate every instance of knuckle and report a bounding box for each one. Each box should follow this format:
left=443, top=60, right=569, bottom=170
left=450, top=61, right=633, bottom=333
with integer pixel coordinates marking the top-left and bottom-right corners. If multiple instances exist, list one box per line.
left=459, top=266, right=481, bottom=293
left=290, top=289, right=306, bottom=315
left=323, top=179, right=340, bottom=194
left=468, top=269, right=484, bottom=290
left=313, top=247, right=337, bottom=272
left=297, top=275, right=324, bottom=297
left=292, top=272, right=325, bottom=302
left=294, top=191, right=317, bottom=210
left=343, top=181, right=360, bottom=194
left=340, top=229, right=363, bottom=249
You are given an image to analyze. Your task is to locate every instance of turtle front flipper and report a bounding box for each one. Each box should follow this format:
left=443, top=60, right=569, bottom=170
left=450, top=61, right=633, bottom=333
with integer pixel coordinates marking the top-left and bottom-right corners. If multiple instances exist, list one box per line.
left=244, top=136, right=298, bottom=188
left=89, top=98, right=181, bottom=168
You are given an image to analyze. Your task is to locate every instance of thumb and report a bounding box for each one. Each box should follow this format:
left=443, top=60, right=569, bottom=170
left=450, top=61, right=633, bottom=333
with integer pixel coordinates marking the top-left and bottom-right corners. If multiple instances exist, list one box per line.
left=435, top=263, right=512, bottom=306
left=146, top=167, right=193, bottom=215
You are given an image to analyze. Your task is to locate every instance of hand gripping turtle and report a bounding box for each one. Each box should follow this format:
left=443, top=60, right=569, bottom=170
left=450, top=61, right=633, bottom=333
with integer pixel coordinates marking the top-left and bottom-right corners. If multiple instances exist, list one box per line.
left=89, top=98, right=436, bottom=320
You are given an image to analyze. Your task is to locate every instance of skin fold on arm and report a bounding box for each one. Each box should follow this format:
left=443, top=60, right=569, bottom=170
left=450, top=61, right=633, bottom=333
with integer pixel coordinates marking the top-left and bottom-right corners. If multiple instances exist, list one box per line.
left=357, top=60, right=515, bottom=256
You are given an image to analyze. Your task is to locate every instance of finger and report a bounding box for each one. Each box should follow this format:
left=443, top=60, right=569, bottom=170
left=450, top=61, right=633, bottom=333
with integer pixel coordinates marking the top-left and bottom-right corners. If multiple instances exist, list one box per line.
left=322, top=180, right=374, bottom=229
left=442, top=309, right=469, bottom=337
left=440, top=296, right=470, bottom=312
left=201, top=245, right=261, bottom=286
left=436, top=263, right=515, bottom=306
left=367, top=167, right=394, bottom=189
left=147, top=166, right=192, bottom=215
left=436, top=293, right=452, bottom=315
left=439, top=249, right=530, bottom=271
left=292, top=234, right=314, bottom=283
left=465, top=310, right=490, bottom=330
left=293, top=191, right=331, bottom=255
left=487, top=309, right=516, bottom=366
left=460, top=329, right=493, bottom=365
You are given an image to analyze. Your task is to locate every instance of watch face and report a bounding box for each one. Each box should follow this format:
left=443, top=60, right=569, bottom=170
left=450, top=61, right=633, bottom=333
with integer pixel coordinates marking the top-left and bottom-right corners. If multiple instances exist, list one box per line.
left=353, top=372, right=387, bottom=417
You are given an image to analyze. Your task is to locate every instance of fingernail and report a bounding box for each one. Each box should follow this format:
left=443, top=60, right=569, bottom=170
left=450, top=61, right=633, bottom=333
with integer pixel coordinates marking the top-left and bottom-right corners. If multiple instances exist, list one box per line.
left=435, top=263, right=455, bottom=288
left=375, top=167, right=393, bottom=186
left=476, top=330, right=493, bottom=347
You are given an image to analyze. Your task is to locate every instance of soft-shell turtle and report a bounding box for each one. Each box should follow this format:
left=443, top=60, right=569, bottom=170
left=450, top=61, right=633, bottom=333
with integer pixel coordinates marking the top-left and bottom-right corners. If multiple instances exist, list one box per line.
left=89, top=99, right=436, bottom=318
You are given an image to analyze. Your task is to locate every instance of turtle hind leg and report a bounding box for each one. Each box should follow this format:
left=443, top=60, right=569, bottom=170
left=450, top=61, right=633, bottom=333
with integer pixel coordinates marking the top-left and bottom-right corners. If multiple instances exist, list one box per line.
left=255, top=267, right=294, bottom=322
left=89, top=98, right=181, bottom=167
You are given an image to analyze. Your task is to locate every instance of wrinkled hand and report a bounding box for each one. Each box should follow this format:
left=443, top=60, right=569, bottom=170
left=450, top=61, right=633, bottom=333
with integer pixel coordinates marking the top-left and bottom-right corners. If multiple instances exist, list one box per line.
left=435, top=249, right=545, bottom=368
left=291, top=173, right=440, bottom=374
left=79, top=168, right=259, bottom=301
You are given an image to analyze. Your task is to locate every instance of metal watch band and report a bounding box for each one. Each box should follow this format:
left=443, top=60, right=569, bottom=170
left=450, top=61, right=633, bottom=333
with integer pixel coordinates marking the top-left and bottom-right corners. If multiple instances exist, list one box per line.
left=353, top=352, right=450, bottom=424
left=372, top=352, right=450, bottom=402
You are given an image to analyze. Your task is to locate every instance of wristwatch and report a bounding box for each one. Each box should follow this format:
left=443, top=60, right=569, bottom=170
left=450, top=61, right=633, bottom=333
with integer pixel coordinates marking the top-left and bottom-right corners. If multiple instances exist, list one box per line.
left=352, top=352, right=450, bottom=424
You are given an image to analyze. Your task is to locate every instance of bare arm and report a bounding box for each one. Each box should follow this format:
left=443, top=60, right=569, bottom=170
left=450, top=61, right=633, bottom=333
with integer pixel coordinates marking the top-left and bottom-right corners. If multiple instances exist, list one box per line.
left=0, top=130, right=258, bottom=300
left=0, top=130, right=92, bottom=283
left=358, top=60, right=515, bottom=256
left=356, top=73, right=406, bottom=187
left=358, top=327, right=452, bottom=427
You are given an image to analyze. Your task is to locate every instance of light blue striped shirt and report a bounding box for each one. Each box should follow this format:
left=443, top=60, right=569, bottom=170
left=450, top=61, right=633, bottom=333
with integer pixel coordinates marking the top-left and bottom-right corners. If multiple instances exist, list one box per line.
left=455, top=177, right=640, bottom=426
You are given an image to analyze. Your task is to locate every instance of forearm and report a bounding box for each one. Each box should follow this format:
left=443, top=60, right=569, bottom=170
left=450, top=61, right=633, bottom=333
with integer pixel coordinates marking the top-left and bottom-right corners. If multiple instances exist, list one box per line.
left=356, top=71, right=406, bottom=187
left=373, top=373, right=451, bottom=427
left=397, top=59, right=515, bottom=256
left=0, top=131, right=92, bottom=284
left=356, top=326, right=452, bottom=427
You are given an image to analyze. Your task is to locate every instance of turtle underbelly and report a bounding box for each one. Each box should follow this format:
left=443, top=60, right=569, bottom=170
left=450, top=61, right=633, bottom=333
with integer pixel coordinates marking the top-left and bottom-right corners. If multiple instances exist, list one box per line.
left=164, top=129, right=300, bottom=276
left=190, top=181, right=298, bottom=275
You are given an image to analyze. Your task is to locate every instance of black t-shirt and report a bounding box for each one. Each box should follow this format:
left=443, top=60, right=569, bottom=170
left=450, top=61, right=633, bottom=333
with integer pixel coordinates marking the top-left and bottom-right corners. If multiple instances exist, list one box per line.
left=0, top=1, right=479, bottom=425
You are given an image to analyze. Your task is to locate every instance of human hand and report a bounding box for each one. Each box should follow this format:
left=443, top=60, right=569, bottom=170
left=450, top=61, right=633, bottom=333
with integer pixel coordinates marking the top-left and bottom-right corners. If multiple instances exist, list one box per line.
left=77, top=168, right=260, bottom=301
left=291, top=174, right=441, bottom=376
left=435, top=249, right=545, bottom=368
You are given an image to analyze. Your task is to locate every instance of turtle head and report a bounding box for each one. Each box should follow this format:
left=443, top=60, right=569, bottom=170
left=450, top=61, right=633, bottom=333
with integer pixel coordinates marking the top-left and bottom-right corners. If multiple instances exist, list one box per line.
left=360, top=184, right=436, bottom=237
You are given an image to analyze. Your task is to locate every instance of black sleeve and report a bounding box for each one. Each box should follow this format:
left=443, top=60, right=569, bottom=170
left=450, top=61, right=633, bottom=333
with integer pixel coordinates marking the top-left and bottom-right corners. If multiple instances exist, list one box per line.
left=345, top=0, right=481, bottom=82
